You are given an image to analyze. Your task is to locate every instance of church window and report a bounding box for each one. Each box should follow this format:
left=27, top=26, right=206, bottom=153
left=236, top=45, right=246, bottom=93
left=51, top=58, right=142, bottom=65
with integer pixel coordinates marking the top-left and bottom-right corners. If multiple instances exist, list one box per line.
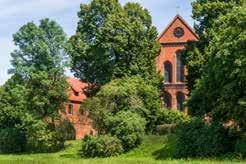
left=176, top=51, right=184, bottom=82
left=164, top=61, right=172, bottom=83
left=164, top=92, right=172, bottom=109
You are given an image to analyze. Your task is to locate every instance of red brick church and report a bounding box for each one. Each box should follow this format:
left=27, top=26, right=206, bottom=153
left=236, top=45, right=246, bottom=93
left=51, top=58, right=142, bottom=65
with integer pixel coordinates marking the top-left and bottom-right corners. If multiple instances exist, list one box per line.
left=63, top=15, right=198, bottom=139
left=157, top=15, right=198, bottom=111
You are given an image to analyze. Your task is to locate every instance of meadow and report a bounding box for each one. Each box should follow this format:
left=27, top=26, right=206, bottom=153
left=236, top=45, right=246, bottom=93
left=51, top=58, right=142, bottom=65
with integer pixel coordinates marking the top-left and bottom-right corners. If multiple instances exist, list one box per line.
left=0, top=135, right=245, bottom=164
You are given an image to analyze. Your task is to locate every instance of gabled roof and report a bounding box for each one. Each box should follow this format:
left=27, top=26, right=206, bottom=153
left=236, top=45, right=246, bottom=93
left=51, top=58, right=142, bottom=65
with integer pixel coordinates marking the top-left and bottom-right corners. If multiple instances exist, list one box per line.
left=66, top=77, right=88, bottom=102
left=157, top=14, right=199, bottom=42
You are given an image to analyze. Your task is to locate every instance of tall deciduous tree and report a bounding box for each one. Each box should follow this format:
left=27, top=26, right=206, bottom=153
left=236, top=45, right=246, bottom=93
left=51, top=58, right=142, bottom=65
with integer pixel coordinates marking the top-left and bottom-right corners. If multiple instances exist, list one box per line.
left=184, top=0, right=244, bottom=92
left=68, top=0, right=160, bottom=86
left=188, top=6, right=246, bottom=130
left=9, top=19, right=68, bottom=122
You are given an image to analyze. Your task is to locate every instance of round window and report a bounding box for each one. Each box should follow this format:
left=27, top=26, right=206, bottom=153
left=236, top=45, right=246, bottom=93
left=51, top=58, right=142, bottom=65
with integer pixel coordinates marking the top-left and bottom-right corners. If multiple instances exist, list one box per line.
left=174, top=27, right=184, bottom=38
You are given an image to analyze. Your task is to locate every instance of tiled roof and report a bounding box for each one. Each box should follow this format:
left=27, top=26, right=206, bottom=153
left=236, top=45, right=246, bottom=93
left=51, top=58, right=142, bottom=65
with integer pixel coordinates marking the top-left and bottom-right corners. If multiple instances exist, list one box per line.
left=66, top=77, right=87, bottom=102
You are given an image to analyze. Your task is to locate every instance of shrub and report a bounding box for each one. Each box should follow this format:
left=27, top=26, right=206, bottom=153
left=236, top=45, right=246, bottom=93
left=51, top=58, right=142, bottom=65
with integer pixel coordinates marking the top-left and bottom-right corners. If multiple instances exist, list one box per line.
left=0, top=128, right=26, bottom=153
left=155, top=124, right=177, bottom=135
left=81, top=135, right=123, bottom=158
left=81, top=76, right=161, bottom=133
left=156, top=109, right=188, bottom=125
left=174, top=119, right=235, bottom=158
left=56, top=120, right=76, bottom=140
left=105, top=111, right=146, bottom=151
left=26, top=120, right=64, bottom=153
left=235, top=133, right=246, bottom=158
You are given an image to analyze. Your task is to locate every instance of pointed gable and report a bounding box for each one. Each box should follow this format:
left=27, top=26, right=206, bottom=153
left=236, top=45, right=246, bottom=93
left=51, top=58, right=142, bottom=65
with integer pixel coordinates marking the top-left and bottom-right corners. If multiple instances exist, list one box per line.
left=158, top=14, right=198, bottom=44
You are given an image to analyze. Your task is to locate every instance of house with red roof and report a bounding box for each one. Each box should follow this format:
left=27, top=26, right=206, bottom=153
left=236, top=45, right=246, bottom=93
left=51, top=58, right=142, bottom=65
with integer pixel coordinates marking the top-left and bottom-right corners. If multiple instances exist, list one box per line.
left=61, top=77, right=95, bottom=139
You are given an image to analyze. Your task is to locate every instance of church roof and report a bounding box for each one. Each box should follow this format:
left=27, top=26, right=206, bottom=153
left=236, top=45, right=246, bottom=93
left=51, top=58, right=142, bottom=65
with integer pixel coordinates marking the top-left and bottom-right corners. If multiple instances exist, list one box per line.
left=158, top=14, right=199, bottom=43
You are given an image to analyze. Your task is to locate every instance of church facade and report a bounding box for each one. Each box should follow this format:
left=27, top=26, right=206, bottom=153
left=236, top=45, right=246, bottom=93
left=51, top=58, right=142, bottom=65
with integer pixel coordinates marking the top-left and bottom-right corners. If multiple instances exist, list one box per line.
left=156, top=15, right=198, bottom=111
left=63, top=15, right=198, bottom=139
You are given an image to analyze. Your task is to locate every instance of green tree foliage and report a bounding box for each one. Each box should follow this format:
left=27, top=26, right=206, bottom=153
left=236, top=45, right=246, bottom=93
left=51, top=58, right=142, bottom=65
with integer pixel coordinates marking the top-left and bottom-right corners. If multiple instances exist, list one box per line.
left=184, top=0, right=244, bottom=92
left=105, top=111, right=146, bottom=151
left=156, top=109, right=188, bottom=125
left=0, top=19, right=68, bottom=153
left=0, top=128, right=27, bottom=153
left=68, top=0, right=160, bottom=86
left=188, top=6, right=246, bottom=130
left=82, top=135, right=123, bottom=157
left=174, top=119, right=237, bottom=158
left=0, top=75, right=28, bottom=129
left=81, top=76, right=161, bottom=133
left=235, top=133, right=246, bottom=158
left=56, top=120, right=76, bottom=140
left=9, top=18, right=68, bottom=121
left=24, top=118, right=64, bottom=153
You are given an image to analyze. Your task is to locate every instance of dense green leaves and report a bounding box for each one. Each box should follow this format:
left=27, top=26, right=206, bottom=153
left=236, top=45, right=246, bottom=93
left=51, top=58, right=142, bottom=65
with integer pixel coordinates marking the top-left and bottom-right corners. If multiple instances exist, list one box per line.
left=82, top=135, right=123, bottom=157
left=0, top=128, right=27, bottom=153
left=9, top=18, right=68, bottom=120
left=189, top=6, right=246, bottom=130
left=174, top=119, right=237, bottom=158
left=0, top=19, right=68, bottom=153
left=184, top=0, right=244, bottom=92
left=105, top=111, right=146, bottom=151
left=81, top=76, right=161, bottom=133
left=68, top=0, right=160, bottom=85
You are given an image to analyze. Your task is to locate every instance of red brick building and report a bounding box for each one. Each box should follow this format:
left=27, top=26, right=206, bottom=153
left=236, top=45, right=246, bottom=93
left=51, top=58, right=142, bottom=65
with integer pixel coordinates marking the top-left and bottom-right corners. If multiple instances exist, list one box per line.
left=63, top=15, right=198, bottom=139
left=61, top=77, right=95, bottom=139
left=156, top=15, right=198, bottom=111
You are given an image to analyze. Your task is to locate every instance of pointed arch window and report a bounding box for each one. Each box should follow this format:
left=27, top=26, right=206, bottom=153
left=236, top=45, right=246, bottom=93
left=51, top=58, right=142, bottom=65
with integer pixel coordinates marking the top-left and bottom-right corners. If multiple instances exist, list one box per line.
left=176, top=92, right=185, bottom=111
left=176, top=51, right=184, bottom=82
left=164, top=92, right=172, bottom=109
left=164, top=61, right=172, bottom=83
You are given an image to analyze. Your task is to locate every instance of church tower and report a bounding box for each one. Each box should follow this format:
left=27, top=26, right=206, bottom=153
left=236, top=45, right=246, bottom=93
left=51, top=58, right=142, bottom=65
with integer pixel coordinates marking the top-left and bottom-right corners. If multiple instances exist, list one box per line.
left=157, top=15, right=198, bottom=111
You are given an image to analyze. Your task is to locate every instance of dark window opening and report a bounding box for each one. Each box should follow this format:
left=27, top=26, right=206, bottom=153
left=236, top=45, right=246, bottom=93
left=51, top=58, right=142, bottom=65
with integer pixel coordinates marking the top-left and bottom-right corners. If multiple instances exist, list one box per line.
left=68, top=104, right=73, bottom=115
left=176, top=92, right=185, bottom=111
left=164, top=92, right=172, bottom=109
left=164, top=61, right=172, bottom=83
left=176, top=51, right=184, bottom=82
left=74, top=91, right=79, bottom=96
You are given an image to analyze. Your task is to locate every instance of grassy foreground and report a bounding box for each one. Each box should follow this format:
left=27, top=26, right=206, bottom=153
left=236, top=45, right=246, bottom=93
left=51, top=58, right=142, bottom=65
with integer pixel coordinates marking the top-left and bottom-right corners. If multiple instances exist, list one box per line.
left=0, top=135, right=245, bottom=164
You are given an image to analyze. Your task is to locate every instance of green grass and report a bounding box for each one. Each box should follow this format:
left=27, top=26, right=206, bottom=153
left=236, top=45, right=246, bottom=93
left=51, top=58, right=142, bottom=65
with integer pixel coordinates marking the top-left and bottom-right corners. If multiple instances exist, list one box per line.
left=0, top=135, right=245, bottom=164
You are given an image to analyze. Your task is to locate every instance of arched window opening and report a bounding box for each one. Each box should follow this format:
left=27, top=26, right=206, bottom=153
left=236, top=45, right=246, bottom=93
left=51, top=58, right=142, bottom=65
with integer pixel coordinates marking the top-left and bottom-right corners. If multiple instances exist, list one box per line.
left=176, top=51, right=184, bottom=82
left=164, top=61, right=172, bottom=83
left=164, top=92, right=172, bottom=109
left=176, top=92, right=185, bottom=111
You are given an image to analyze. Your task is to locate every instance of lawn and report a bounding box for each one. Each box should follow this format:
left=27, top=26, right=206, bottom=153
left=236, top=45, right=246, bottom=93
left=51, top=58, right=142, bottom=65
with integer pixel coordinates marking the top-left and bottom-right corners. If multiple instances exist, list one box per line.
left=0, top=135, right=245, bottom=164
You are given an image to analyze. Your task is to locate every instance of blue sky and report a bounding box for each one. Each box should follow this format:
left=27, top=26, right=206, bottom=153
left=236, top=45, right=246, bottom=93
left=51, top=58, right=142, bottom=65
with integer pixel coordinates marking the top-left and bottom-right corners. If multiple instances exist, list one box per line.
left=0, top=0, right=194, bottom=85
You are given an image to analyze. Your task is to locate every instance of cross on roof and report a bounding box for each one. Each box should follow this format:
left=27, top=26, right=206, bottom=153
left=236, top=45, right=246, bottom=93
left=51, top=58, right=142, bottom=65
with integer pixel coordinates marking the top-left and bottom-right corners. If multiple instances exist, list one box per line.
left=176, top=5, right=180, bottom=14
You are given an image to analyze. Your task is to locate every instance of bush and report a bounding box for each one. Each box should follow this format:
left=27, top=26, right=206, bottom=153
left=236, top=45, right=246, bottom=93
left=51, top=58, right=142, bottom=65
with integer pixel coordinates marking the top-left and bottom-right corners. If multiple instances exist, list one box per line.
left=156, top=109, right=188, bottom=125
left=26, top=120, right=64, bottom=153
left=105, top=111, right=146, bottom=151
left=81, top=76, right=161, bottom=133
left=0, top=128, right=26, bottom=153
left=81, top=135, right=123, bottom=158
left=174, top=119, right=235, bottom=158
left=56, top=120, right=76, bottom=140
left=155, top=124, right=177, bottom=135
left=235, top=133, right=246, bottom=158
